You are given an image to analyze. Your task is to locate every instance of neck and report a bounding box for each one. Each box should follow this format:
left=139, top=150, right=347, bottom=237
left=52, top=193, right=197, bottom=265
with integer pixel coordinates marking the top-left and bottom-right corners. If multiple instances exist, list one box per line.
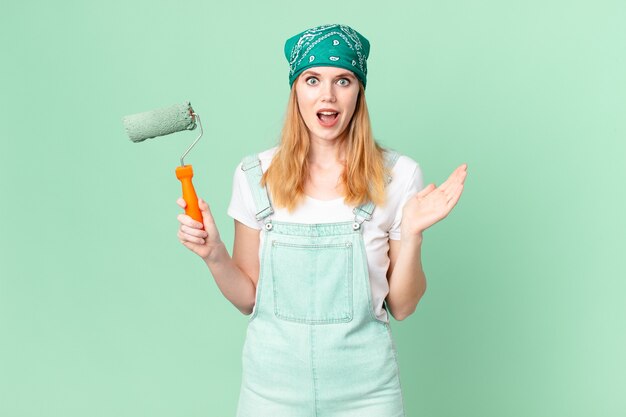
left=308, top=136, right=346, bottom=168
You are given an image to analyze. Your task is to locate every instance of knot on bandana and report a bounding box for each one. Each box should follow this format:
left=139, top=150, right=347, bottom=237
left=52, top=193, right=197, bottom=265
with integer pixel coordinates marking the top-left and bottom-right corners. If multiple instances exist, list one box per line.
left=284, top=24, right=370, bottom=89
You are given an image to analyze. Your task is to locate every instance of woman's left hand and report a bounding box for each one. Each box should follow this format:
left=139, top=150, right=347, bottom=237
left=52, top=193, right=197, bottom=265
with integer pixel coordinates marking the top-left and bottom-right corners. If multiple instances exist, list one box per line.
left=401, top=163, right=468, bottom=238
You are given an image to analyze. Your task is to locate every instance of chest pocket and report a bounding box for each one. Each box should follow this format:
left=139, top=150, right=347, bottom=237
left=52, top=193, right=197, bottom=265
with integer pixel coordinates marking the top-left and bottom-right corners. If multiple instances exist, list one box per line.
left=270, top=240, right=354, bottom=324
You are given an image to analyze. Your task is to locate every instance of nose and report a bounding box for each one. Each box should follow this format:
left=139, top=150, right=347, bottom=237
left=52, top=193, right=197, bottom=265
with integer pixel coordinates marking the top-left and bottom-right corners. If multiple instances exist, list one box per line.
left=320, top=82, right=336, bottom=103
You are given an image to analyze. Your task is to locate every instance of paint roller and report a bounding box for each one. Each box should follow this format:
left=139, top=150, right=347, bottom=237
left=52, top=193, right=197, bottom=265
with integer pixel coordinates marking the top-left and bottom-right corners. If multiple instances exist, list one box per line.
left=122, top=101, right=204, bottom=227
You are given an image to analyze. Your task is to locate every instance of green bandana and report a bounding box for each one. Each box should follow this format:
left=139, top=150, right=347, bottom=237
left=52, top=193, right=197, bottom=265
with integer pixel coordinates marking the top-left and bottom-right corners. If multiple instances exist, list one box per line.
left=284, top=24, right=370, bottom=89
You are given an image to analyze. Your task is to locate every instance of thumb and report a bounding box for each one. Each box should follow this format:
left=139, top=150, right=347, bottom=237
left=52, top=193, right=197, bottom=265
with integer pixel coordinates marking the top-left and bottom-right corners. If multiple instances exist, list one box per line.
left=198, top=198, right=216, bottom=229
left=417, top=183, right=436, bottom=198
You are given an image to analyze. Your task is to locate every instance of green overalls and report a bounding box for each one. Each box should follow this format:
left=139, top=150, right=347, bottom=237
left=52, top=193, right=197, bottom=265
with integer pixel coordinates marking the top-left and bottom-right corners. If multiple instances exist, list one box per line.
left=235, top=151, right=405, bottom=417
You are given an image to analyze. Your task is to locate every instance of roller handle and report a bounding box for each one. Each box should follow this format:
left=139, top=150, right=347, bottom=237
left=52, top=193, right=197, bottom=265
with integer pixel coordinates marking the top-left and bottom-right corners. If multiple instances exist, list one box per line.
left=175, top=165, right=204, bottom=229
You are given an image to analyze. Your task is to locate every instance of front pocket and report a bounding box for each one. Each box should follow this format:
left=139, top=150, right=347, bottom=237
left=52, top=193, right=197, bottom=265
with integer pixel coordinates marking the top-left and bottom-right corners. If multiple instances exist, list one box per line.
left=270, top=240, right=353, bottom=324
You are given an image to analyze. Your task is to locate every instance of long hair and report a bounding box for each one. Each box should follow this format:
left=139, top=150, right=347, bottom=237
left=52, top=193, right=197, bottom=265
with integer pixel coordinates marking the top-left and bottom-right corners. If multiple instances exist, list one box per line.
left=261, top=78, right=389, bottom=212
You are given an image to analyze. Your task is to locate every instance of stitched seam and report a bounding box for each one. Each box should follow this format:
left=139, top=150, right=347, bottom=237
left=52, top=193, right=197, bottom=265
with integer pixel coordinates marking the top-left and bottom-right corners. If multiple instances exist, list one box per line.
left=386, top=323, right=406, bottom=416
left=310, top=325, right=319, bottom=417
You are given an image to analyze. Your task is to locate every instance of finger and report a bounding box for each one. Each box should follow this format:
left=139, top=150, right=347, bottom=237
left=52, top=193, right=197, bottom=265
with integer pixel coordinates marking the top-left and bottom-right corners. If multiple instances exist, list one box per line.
left=181, top=224, right=209, bottom=238
left=459, top=168, right=468, bottom=184
left=446, top=183, right=464, bottom=208
left=181, top=238, right=204, bottom=251
left=439, top=166, right=466, bottom=192
left=453, top=163, right=468, bottom=173
left=177, top=213, right=204, bottom=229
left=181, top=240, right=196, bottom=251
left=177, top=197, right=187, bottom=208
left=442, top=169, right=468, bottom=200
left=178, top=230, right=206, bottom=245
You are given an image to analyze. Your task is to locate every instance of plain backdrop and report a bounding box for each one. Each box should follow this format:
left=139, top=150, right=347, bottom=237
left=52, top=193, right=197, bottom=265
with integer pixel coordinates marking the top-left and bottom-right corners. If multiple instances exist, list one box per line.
left=1, top=1, right=625, bottom=416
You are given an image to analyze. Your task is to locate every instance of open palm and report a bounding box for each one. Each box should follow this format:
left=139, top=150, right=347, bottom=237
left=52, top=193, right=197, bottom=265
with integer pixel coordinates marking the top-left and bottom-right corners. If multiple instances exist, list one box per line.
left=401, top=163, right=468, bottom=236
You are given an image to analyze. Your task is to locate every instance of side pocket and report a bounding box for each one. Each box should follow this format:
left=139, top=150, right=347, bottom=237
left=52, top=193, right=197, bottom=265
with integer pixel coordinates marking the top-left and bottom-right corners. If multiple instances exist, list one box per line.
left=356, top=236, right=391, bottom=325
left=248, top=233, right=270, bottom=324
left=248, top=283, right=259, bottom=323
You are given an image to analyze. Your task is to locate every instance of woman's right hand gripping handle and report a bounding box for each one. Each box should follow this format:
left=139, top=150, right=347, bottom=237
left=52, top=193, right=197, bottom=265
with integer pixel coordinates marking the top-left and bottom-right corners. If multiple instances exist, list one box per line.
left=176, top=196, right=257, bottom=315
left=176, top=197, right=223, bottom=262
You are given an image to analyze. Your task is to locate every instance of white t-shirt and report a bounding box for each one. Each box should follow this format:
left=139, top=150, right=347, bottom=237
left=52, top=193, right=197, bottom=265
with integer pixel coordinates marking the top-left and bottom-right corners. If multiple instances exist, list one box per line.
left=227, top=146, right=424, bottom=322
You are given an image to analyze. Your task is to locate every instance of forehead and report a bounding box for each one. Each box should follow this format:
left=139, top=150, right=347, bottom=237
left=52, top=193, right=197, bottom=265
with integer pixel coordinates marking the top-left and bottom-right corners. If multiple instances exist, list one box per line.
left=301, top=67, right=356, bottom=78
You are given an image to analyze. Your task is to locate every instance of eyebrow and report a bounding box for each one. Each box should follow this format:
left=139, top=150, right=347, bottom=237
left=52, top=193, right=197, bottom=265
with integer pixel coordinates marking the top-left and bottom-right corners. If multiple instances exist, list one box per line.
left=301, top=70, right=356, bottom=79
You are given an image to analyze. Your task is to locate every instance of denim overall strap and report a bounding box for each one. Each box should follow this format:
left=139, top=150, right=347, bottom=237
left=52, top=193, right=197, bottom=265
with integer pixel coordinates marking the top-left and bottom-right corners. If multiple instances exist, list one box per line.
left=241, top=154, right=274, bottom=228
left=352, top=150, right=401, bottom=227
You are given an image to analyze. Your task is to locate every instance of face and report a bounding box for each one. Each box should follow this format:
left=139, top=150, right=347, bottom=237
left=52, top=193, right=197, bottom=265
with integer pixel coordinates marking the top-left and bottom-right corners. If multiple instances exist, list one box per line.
left=294, top=66, right=360, bottom=145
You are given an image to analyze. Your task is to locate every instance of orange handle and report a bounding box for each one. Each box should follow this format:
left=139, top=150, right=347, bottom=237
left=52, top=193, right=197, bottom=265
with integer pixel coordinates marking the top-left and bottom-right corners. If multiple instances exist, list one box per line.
left=175, top=165, right=203, bottom=228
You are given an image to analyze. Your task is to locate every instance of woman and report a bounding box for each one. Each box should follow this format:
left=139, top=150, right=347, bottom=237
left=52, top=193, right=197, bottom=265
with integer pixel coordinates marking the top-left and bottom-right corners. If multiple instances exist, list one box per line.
left=176, top=24, right=467, bottom=417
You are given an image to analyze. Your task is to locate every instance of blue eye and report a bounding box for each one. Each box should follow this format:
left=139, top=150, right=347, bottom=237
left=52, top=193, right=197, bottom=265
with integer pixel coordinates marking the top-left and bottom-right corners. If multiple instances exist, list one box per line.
left=306, top=77, right=319, bottom=85
left=337, top=78, right=350, bottom=86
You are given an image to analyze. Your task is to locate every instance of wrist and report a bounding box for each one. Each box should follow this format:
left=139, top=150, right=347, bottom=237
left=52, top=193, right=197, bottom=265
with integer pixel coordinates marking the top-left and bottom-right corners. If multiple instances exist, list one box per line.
left=400, top=230, right=423, bottom=247
left=202, top=241, right=227, bottom=266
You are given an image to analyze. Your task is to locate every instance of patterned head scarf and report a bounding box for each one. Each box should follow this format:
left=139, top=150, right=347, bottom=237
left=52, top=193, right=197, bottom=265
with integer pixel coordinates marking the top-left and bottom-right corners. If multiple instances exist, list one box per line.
left=284, top=24, right=370, bottom=89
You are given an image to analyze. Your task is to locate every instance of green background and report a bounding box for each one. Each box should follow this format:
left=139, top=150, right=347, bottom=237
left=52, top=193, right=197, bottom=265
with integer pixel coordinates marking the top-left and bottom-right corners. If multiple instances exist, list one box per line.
left=1, top=0, right=624, bottom=416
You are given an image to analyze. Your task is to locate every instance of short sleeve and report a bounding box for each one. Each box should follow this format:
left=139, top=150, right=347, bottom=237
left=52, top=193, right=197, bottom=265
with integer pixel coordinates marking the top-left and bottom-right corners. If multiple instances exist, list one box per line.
left=226, top=162, right=262, bottom=230
left=388, top=163, right=424, bottom=240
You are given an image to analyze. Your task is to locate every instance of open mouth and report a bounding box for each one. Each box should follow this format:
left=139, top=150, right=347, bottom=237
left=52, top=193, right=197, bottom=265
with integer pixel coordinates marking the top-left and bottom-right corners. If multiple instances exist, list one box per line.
left=317, top=111, right=339, bottom=126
